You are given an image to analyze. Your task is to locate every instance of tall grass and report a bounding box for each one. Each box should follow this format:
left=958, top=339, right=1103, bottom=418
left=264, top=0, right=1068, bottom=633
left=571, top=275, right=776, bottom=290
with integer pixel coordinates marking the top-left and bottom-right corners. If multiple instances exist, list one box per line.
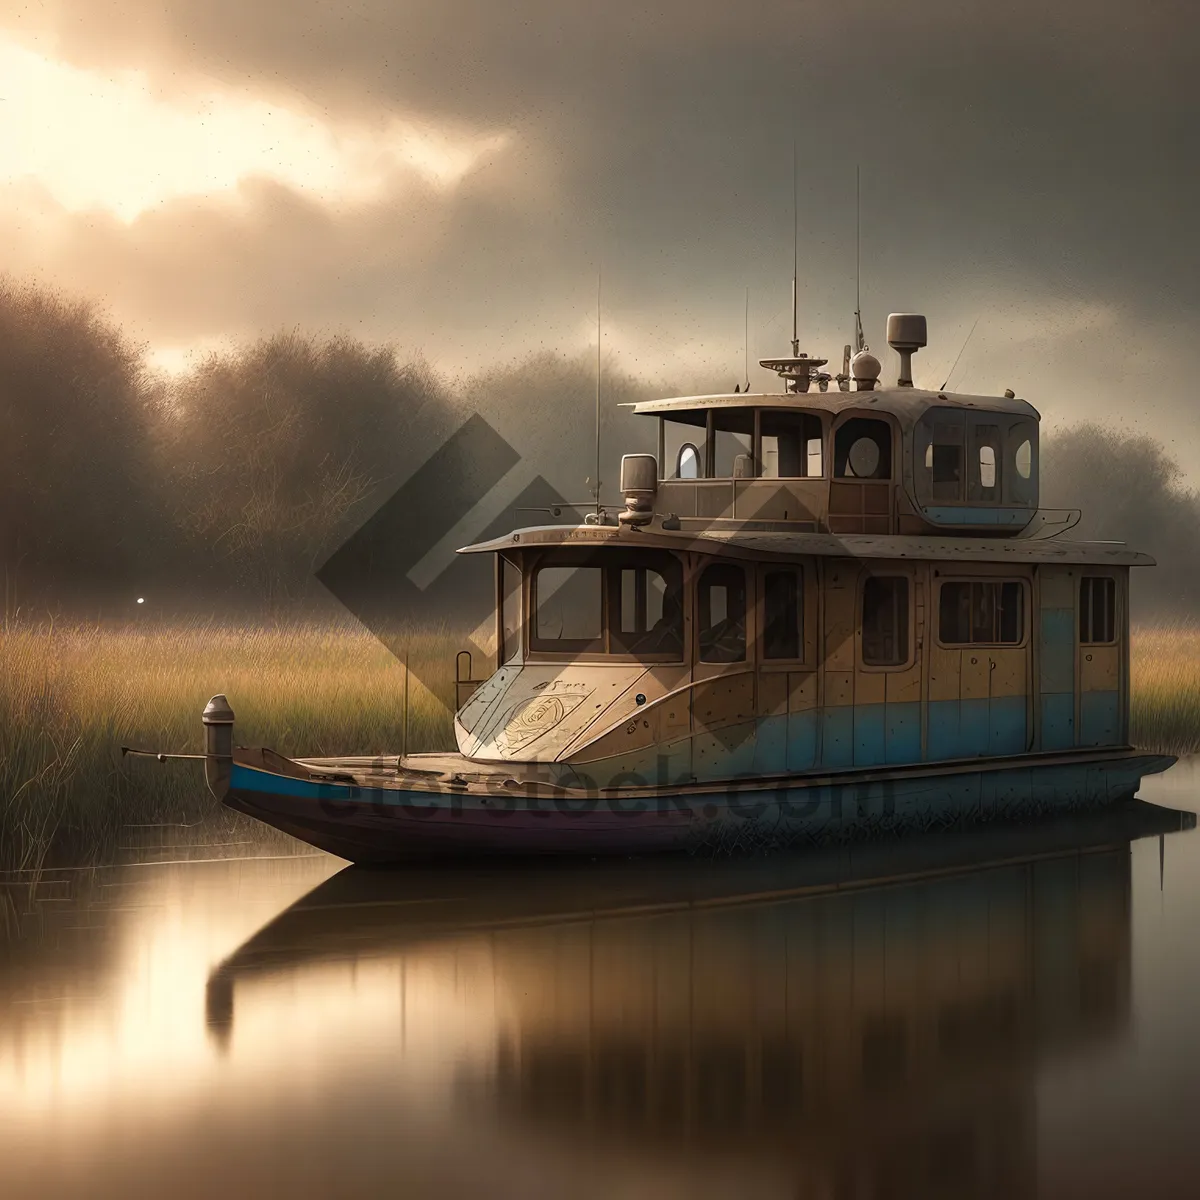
left=1, top=620, right=1197, bottom=871
left=1130, top=624, right=1200, bottom=756
left=0, top=619, right=463, bottom=871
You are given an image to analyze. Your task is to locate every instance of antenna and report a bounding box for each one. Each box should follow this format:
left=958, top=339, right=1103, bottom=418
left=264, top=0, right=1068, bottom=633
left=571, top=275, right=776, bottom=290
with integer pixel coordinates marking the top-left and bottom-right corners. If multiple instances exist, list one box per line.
left=595, top=269, right=602, bottom=516
left=791, top=139, right=799, bottom=357
left=744, top=288, right=750, bottom=392
left=401, top=651, right=410, bottom=763
left=940, top=317, right=979, bottom=391
left=854, top=164, right=866, bottom=353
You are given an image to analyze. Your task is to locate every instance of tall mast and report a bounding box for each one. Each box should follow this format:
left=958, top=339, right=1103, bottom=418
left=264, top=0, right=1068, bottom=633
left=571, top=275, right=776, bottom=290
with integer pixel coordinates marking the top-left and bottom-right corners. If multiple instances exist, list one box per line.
left=594, top=268, right=602, bottom=516
left=744, top=287, right=750, bottom=391
left=854, top=164, right=866, bottom=354
left=791, top=138, right=799, bottom=357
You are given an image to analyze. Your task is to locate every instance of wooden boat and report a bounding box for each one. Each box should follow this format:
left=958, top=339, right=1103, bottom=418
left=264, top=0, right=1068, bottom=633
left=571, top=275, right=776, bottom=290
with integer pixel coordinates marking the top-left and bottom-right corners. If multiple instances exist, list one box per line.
left=191, top=313, right=1173, bottom=862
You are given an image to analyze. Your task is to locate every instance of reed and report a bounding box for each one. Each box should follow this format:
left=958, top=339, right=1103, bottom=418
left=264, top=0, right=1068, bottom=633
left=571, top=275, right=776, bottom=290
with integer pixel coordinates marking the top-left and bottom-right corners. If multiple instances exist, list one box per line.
left=0, top=618, right=464, bottom=871
left=1, top=620, right=1197, bottom=870
left=1129, top=623, right=1200, bottom=756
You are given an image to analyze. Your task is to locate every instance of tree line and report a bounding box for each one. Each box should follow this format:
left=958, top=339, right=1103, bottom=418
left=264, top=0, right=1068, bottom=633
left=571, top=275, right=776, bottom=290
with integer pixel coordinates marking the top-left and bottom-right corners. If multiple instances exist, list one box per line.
left=2, top=276, right=1197, bottom=620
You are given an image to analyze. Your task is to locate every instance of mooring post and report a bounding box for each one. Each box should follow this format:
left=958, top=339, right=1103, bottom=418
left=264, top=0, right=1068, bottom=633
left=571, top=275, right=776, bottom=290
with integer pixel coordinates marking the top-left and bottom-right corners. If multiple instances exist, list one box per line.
left=202, top=694, right=235, bottom=800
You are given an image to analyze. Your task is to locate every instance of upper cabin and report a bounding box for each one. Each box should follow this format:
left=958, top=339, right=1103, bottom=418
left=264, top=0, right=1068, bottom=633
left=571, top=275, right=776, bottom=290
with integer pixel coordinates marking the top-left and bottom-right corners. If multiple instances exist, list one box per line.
left=621, top=314, right=1040, bottom=537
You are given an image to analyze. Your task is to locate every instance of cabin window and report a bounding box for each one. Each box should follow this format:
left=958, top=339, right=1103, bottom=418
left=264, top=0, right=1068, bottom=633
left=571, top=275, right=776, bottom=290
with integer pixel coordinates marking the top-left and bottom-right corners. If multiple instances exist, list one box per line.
left=917, top=410, right=1039, bottom=510
left=500, top=554, right=521, bottom=663
left=528, top=551, right=684, bottom=659
left=610, top=554, right=684, bottom=656
left=861, top=576, right=909, bottom=666
left=834, top=418, right=892, bottom=480
left=925, top=417, right=965, bottom=500
left=698, top=563, right=746, bottom=663
left=663, top=416, right=708, bottom=479
left=939, top=581, right=1024, bottom=645
left=760, top=411, right=824, bottom=478
left=532, top=564, right=604, bottom=652
left=711, top=411, right=753, bottom=478
left=1080, top=577, right=1117, bottom=645
left=970, top=425, right=1001, bottom=502
left=1005, top=420, right=1038, bottom=505
left=762, top=568, right=803, bottom=659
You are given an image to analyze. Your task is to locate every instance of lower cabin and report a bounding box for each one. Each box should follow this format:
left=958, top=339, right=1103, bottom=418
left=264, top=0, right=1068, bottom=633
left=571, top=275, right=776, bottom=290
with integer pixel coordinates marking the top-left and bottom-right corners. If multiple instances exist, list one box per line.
left=455, top=527, right=1142, bottom=789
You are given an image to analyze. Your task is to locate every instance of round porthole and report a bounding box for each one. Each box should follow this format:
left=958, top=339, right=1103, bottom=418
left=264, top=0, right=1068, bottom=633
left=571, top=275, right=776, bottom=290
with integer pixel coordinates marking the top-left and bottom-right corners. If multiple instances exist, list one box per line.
left=847, top=436, right=881, bottom=478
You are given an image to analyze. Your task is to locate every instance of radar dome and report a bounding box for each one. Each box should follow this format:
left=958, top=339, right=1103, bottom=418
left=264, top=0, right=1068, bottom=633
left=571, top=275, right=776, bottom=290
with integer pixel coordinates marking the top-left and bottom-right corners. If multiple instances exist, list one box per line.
left=851, top=350, right=881, bottom=390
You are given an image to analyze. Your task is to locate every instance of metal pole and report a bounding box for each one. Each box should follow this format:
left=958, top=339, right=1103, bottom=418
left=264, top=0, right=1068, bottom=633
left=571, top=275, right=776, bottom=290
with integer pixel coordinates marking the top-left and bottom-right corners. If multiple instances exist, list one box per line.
left=791, top=140, right=799, bottom=357
left=595, top=269, right=602, bottom=515
left=744, top=287, right=750, bottom=391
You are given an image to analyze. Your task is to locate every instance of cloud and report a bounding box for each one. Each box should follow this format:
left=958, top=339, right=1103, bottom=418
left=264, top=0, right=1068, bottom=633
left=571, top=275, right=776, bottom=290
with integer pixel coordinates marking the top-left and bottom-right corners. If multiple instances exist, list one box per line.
left=0, top=32, right=513, bottom=222
left=0, top=0, right=1196, bottom=471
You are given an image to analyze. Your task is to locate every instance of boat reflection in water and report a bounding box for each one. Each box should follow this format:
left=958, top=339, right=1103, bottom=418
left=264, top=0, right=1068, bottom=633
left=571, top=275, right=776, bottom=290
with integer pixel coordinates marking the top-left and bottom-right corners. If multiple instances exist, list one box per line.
left=209, top=802, right=1192, bottom=1197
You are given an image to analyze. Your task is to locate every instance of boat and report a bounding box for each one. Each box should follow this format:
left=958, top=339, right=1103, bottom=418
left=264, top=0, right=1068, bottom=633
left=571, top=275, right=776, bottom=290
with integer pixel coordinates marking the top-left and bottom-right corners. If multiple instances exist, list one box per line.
left=156, top=306, right=1173, bottom=862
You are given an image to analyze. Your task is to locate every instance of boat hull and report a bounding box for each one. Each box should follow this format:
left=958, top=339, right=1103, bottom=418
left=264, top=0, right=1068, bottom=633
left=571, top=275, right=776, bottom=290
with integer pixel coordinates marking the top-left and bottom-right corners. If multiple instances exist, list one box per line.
left=223, top=748, right=1177, bottom=863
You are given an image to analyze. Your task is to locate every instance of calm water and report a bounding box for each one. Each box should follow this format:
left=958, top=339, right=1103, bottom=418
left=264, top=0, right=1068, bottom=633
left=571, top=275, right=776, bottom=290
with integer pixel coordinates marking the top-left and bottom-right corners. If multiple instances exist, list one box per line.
left=3, top=763, right=1200, bottom=1199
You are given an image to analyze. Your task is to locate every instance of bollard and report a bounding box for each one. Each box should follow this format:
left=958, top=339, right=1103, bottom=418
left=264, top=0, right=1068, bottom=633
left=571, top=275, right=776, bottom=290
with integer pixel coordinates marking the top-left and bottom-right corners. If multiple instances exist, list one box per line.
left=202, top=694, right=235, bottom=800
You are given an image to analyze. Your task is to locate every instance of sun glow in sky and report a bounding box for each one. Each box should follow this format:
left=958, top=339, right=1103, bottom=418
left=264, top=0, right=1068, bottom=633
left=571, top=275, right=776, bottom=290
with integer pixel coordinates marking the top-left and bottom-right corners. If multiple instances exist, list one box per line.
left=0, top=34, right=509, bottom=221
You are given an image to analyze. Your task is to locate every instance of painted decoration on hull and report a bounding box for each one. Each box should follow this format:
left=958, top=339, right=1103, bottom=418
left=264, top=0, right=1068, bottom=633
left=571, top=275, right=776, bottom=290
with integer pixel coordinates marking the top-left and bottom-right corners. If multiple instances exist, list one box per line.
left=496, top=690, right=590, bottom=755
left=456, top=663, right=669, bottom=762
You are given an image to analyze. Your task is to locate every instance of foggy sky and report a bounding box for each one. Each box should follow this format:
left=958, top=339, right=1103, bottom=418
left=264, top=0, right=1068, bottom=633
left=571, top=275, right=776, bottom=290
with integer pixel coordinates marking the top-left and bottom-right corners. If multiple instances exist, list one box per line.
left=2, top=1, right=1198, bottom=469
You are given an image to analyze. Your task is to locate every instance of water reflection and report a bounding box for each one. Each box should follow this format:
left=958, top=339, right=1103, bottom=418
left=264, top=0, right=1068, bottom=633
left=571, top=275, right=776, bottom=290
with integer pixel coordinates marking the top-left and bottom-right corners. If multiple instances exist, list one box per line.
left=1, top=801, right=1195, bottom=1199
left=212, top=804, right=1189, bottom=1198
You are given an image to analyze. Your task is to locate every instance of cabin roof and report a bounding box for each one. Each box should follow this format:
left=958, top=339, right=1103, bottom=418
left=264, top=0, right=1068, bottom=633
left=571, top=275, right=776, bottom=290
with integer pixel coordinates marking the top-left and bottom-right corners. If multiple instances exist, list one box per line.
left=458, top=524, right=1154, bottom=567
left=622, top=387, right=1040, bottom=424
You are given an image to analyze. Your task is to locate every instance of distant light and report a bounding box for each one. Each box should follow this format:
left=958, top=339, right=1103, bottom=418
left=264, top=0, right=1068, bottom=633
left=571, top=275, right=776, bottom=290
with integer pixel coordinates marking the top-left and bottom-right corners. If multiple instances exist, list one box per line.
left=137, top=597, right=145, bottom=604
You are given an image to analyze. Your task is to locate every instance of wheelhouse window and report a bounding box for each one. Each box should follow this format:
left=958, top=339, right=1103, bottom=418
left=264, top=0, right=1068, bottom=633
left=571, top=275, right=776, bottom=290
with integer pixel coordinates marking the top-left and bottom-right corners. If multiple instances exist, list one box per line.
left=529, top=551, right=683, bottom=658
left=532, top=563, right=604, bottom=654
left=760, top=411, right=824, bottom=478
left=916, top=409, right=1040, bottom=509
left=662, top=414, right=708, bottom=479
left=698, top=563, right=746, bottom=663
left=834, top=418, right=892, bottom=480
left=970, top=424, right=1002, bottom=502
left=939, top=581, right=1024, bottom=645
left=1005, top=419, right=1038, bottom=506
left=676, top=443, right=701, bottom=478
left=762, top=567, right=803, bottom=660
left=1080, top=577, right=1116, bottom=645
left=610, top=553, right=684, bottom=656
left=500, top=553, right=521, bottom=663
left=862, top=576, right=909, bottom=666
left=711, top=410, right=753, bottom=478
left=924, top=417, right=965, bottom=500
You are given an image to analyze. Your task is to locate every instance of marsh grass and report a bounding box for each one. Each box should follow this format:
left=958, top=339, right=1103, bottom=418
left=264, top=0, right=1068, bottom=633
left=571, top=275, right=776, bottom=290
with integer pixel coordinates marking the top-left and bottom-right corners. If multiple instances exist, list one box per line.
left=2, top=620, right=1198, bottom=871
left=0, top=619, right=464, bottom=871
left=1130, top=624, right=1200, bottom=756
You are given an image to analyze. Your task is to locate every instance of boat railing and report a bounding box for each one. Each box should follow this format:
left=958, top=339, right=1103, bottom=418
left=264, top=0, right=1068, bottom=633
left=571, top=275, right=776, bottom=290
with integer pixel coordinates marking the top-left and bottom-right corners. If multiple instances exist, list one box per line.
left=455, top=650, right=485, bottom=710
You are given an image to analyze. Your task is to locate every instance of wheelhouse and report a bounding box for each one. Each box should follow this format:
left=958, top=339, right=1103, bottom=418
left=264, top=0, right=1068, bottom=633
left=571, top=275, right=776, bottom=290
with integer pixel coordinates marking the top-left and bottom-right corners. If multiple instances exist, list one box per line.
left=637, top=387, right=1040, bottom=536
